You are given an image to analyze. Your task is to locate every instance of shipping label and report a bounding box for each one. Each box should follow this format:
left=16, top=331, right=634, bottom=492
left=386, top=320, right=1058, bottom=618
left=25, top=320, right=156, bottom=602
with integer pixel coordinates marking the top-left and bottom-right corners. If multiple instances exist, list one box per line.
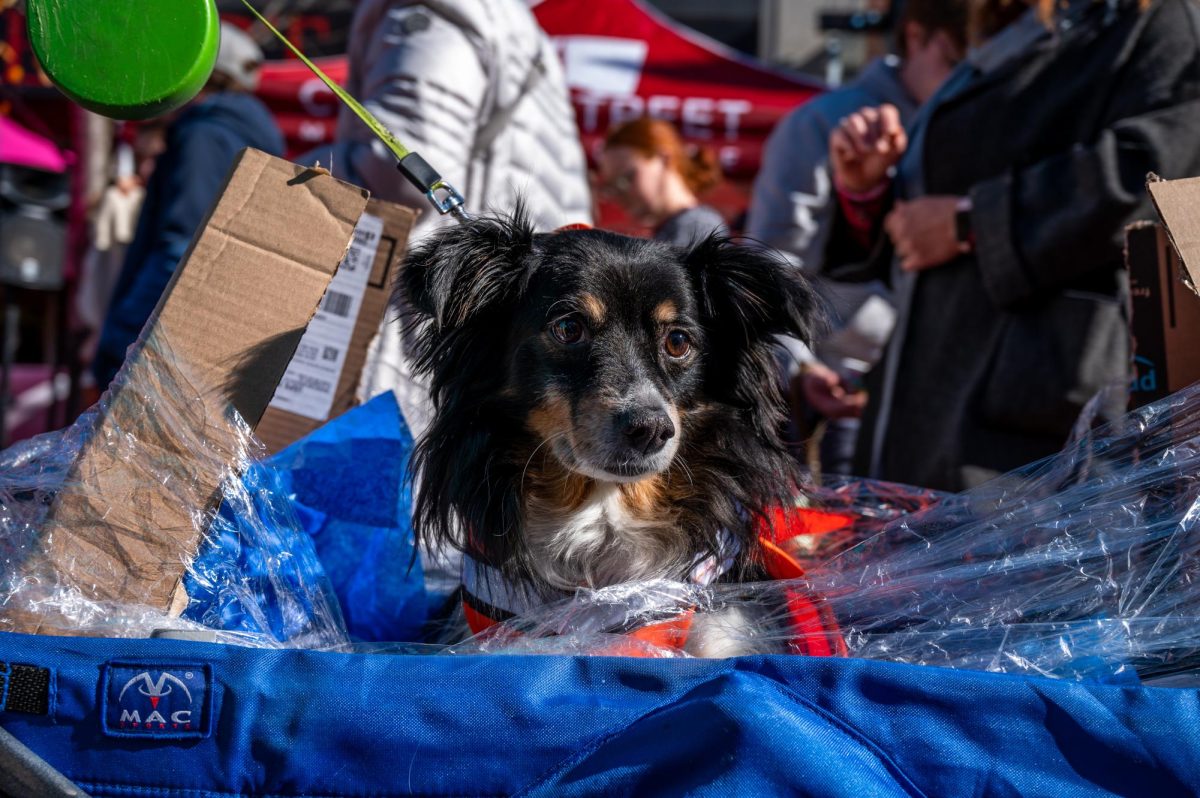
left=268, top=213, right=385, bottom=421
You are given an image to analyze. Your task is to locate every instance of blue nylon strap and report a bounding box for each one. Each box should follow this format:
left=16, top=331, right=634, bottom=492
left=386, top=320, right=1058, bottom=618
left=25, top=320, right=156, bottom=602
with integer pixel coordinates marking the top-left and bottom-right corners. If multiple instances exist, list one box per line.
left=1, top=630, right=1198, bottom=797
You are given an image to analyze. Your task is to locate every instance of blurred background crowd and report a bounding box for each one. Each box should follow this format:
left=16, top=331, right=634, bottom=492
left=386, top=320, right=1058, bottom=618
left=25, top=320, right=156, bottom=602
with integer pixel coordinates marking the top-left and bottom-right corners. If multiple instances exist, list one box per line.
left=1, top=0, right=1198, bottom=492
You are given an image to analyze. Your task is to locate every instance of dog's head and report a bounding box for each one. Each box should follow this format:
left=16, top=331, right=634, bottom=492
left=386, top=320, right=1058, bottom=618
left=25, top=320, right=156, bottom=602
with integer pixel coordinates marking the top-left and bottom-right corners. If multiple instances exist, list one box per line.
left=402, top=210, right=820, bottom=583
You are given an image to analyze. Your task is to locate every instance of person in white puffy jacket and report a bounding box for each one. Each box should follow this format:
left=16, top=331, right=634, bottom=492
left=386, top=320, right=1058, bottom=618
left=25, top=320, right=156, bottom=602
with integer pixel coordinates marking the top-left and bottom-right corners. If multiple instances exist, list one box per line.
left=313, top=0, right=593, bottom=438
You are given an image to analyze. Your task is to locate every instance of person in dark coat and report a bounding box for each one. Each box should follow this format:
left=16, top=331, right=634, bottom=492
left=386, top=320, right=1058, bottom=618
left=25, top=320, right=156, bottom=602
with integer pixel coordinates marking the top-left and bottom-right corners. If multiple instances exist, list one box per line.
left=93, top=24, right=285, bottom=387
left=824, top=0, right=1200, bottom=491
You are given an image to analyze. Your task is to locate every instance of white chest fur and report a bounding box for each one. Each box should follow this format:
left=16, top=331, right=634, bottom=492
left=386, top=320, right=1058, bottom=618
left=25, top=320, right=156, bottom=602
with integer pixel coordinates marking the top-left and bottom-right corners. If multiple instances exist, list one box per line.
left=524, top=482, right=688, bottom=591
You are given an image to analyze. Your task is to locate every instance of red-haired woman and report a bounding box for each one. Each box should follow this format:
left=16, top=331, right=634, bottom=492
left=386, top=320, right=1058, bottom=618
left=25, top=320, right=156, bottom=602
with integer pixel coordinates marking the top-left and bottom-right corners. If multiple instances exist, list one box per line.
left=600, top=117, right=728, bottom=245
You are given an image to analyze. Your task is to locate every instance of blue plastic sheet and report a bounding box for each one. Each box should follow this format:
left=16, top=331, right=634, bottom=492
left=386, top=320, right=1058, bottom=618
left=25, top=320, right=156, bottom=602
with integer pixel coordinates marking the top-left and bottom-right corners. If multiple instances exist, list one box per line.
left=180, top=457, right=341, bottom=646
left=0, top=328, right=421, bottom=649
left=186, top=392, right=426, bottom=644
left=262, top=392, right=425, bottom=642
left=0, top=332, right=348, bottom=647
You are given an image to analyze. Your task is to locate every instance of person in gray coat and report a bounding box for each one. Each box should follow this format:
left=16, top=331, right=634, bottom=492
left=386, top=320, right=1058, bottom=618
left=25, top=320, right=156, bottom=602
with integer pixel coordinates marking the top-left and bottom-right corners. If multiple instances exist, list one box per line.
left=746, top=0, right=968, bottom=273
left=746, top=0, right=968, bottom=472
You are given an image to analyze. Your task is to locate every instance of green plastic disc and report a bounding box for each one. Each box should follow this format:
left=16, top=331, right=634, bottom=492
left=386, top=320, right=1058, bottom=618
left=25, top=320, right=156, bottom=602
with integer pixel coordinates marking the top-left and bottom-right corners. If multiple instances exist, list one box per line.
left=26, top=0, right=220, bottom=120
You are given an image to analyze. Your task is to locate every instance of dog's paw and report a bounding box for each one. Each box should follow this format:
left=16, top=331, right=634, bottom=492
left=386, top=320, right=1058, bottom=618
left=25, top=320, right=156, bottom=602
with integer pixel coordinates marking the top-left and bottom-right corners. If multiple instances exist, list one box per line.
left=684, top=604, right=785, bottom=658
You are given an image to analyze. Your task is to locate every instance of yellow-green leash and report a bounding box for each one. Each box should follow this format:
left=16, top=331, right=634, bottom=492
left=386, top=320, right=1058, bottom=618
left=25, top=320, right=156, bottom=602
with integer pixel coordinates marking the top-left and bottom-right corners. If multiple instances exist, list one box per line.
left=241, top=0, right=472, bottom=222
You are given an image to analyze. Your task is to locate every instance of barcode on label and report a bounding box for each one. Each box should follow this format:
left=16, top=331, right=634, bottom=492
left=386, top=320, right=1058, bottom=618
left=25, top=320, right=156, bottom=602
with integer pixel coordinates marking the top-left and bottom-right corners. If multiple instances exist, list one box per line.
left=282, top=375, right=332, bottom=394
left=268, top=212, right=383, bottom=422
left=321, top=290, right=353, bottom=318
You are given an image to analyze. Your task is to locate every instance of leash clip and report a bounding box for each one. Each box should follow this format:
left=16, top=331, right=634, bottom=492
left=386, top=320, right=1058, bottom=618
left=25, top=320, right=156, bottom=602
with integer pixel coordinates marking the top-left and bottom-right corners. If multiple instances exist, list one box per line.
left=426, top=180, right=471, bottom=222
left=397, top=152, right=473, bottom=223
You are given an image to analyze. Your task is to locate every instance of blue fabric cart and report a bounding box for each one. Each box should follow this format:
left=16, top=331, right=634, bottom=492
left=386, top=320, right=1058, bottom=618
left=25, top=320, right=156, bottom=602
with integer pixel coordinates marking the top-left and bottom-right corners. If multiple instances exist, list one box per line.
left=2, top=629, right=1198, bottom=797
left=6, top=385, right=1200, bottom=796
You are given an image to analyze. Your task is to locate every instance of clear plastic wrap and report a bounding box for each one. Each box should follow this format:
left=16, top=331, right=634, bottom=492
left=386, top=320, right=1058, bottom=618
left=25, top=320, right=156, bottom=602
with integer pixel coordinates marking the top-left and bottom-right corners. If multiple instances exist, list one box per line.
left=8, top=325, right=1200, bottom=684
left=448, top=384, right=1200, bottom=684
left=0, top=332, right=349, bottom=648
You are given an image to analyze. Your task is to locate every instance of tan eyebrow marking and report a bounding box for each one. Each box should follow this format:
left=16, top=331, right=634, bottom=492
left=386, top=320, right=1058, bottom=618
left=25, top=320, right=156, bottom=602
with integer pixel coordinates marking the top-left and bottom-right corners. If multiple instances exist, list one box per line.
left=579, top=293, right=606, bottom=324
left=653, top=300, right=678, bottom=325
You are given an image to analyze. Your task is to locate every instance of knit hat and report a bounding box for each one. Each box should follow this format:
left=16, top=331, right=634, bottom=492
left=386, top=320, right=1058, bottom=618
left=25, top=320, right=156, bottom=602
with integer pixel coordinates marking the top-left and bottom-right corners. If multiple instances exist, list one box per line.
left=213, top=23, right=264, bottom=92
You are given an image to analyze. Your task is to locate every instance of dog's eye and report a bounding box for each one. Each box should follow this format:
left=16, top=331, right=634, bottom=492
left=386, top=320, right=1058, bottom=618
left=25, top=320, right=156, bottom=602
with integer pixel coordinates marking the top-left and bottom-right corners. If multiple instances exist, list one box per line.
left=551, top=316, right=587, bottom=345
left=664, top=330, right=692, bottom=358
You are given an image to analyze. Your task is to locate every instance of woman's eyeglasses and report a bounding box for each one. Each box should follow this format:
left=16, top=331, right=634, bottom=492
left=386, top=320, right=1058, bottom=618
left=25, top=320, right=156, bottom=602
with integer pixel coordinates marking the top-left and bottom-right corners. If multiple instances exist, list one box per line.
left=600, top=169, right=637, bottom=198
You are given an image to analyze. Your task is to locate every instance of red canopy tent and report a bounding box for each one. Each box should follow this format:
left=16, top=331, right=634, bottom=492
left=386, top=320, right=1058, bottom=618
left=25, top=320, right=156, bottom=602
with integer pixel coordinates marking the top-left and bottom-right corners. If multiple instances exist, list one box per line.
left=533, top=0, right=822, bottom=230
left=254, top=56, right=348, bottom=161
left=242, top=0, right=823, bottom=232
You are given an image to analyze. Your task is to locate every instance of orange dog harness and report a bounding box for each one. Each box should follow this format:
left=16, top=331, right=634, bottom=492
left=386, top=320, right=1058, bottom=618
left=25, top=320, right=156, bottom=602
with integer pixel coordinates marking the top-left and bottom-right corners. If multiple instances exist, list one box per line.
left=460, top=506, right=851, bottom=657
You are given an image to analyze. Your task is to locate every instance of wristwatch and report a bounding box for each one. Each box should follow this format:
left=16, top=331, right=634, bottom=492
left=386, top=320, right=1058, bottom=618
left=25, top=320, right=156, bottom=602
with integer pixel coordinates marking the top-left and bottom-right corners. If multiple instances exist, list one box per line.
left=955, top=196, right=974, bottom=251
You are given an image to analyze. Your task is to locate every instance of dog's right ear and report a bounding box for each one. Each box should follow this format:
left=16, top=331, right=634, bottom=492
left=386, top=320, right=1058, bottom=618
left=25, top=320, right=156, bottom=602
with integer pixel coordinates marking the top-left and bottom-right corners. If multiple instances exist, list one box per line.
left=400, top=210, right=536, bottom=562
left=400, top=209, right=535, bottom=331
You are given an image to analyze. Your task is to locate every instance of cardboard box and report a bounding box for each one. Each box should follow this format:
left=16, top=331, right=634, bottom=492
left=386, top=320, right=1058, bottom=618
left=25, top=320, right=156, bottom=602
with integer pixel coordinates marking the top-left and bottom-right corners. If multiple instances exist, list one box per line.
left=1126, top=176, right=1200, bottom=408
left=1148, top=175, right=1200, bottom=296
left=1, top=149, right=370, bottom=635
left=256, top=198, right=416, bottom=452
left=1126, top=222, right=1200, bottom=406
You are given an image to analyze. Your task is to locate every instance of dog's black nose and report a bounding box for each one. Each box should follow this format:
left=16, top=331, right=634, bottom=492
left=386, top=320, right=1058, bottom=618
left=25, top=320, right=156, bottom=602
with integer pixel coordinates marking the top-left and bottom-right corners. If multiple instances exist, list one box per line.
left=620, top=408, right=675, bottom=454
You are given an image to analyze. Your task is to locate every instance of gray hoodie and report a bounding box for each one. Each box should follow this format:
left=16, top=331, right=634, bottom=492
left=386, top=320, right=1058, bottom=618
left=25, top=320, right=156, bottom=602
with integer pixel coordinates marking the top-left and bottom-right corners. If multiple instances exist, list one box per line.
left=747, top=58, right=916, bottom=379
left=746, top=57, right=917, bottom=272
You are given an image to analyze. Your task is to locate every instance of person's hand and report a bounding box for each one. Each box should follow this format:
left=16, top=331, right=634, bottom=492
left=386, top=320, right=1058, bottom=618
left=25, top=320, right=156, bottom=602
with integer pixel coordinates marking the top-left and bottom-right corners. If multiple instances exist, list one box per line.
left=795, top=362, right=867, bottom=420
left=884, top=196, right=968, bottom=272
left=829, top=104, right=907, bottom=195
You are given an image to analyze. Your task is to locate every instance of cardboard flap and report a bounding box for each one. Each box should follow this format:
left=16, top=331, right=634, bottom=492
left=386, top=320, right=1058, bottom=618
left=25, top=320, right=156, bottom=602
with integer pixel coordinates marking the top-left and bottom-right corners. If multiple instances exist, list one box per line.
left=149, top=149, right=371, bottom=426
left=1147, top=175, right=1200, bottom=296
left=1, top=150, right=370, bottom=636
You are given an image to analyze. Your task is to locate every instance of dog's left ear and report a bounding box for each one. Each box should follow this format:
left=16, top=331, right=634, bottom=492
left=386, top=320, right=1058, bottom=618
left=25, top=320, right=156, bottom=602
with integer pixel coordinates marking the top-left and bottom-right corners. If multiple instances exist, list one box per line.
left=686, top=233, right=821, bottom=348
left=685, top=234, right=823, bottom=427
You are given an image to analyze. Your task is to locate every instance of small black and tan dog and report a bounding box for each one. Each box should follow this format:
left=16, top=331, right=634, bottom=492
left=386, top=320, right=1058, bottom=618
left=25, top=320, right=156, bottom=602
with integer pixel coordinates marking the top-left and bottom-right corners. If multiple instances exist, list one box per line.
left=402, top=210, right=820, bottom=654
